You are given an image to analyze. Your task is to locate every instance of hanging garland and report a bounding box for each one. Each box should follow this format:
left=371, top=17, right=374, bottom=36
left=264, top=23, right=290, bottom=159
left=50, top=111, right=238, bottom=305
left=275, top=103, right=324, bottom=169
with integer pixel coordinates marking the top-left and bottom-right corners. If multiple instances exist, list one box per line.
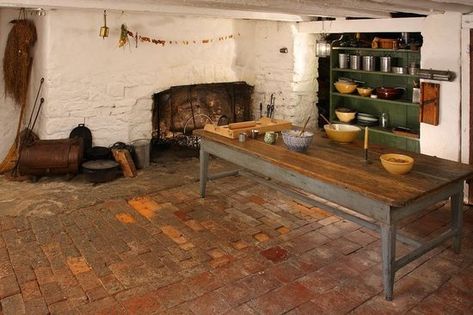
left=118, top=24, right=240, bottom=48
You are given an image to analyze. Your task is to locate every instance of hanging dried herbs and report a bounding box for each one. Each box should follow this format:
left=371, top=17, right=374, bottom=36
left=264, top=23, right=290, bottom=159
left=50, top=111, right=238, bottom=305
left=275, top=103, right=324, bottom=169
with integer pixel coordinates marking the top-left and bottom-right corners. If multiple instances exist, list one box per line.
left=3, top=18, right=37, bottom=107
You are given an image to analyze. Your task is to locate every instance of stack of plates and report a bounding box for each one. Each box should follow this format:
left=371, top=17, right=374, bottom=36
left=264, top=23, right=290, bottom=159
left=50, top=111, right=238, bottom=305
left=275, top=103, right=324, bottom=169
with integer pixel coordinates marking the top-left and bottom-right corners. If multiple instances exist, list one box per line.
left=357, top=113, right=379, bottom=126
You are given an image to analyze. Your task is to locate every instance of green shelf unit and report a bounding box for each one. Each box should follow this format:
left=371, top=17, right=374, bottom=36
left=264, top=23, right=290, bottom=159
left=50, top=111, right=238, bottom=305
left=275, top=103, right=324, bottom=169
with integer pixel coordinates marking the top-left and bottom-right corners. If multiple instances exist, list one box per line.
left=329, top=46, right=421, bottom=153
left=332, top=68, right=419, bottom=79
left=366, top=128, right=420, bottom=153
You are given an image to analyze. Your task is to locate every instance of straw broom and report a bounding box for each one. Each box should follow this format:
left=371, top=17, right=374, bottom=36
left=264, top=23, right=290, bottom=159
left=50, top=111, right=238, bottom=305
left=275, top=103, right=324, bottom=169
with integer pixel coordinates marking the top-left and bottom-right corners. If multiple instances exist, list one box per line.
left=0, top=18, right=37, bottom=174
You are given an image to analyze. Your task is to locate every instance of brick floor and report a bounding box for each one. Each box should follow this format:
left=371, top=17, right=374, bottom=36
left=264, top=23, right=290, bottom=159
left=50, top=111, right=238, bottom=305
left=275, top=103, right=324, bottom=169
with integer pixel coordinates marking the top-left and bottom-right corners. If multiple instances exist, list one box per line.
left=0, top=170, right=472, bottom=314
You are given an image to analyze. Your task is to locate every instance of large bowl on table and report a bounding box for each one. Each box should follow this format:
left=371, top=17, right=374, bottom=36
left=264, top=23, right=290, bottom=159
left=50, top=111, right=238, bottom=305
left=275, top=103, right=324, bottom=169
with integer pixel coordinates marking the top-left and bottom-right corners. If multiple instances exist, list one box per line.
left=380, top=153, right=414, bottom=175
left=324, top=124, right=361, bottom=143
left=282, top=130, right=314, bottom=152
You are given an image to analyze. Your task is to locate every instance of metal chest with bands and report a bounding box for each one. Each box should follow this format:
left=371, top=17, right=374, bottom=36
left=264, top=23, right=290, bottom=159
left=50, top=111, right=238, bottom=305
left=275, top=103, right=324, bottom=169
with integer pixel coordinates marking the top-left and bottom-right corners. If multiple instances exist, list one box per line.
left=18, top=138, right=83, bottom=176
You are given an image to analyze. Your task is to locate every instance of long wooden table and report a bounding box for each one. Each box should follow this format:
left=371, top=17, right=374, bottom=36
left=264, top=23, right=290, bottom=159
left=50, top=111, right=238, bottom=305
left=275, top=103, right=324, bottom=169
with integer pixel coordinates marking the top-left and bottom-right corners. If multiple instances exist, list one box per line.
left=193, top=129, right=473, bottom=300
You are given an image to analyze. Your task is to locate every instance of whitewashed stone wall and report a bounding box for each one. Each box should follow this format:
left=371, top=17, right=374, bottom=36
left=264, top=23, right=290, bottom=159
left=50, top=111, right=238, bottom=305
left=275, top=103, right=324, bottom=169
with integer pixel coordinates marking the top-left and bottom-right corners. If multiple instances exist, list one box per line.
left=420, top=12, right=462, bottom=161
left=0, top=8, right=317, bottom=160
left=249, top=21, right=317, bottom=126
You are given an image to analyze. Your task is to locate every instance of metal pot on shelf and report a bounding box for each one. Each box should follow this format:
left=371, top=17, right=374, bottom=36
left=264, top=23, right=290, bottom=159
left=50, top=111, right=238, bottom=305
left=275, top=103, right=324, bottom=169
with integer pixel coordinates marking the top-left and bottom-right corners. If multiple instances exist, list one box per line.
left=376, top=87, right=405, bottom=100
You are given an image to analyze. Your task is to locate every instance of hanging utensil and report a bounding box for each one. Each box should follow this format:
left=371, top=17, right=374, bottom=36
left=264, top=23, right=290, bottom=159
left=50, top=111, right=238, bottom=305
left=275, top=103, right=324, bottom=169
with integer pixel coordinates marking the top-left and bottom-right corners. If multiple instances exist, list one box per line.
left=99, top=10, right=109, bottom=39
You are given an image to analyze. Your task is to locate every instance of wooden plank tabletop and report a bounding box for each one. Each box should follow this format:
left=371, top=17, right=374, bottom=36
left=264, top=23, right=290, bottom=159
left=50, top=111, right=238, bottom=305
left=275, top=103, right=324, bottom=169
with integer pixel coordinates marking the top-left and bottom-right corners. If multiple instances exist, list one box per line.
left=194, top=129, right=473, bottom=207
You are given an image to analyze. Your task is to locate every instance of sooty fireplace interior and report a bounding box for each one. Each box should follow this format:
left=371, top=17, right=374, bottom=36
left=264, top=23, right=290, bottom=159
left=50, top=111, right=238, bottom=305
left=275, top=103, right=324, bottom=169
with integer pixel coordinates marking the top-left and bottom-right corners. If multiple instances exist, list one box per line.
left=152, top=82, right=253, bottom=148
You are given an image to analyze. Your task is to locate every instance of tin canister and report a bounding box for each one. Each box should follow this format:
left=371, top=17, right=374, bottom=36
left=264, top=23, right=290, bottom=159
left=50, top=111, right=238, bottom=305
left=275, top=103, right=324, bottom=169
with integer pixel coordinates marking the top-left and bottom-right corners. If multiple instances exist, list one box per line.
left=239, top=133, right=247, bottom=142
left=339, top=53, right=349, bottom=69
left=350, top=55, right=361, bottom=70
left=362, top=56, right=375, bottom=71
left=380, top=56, right=391, bottom=72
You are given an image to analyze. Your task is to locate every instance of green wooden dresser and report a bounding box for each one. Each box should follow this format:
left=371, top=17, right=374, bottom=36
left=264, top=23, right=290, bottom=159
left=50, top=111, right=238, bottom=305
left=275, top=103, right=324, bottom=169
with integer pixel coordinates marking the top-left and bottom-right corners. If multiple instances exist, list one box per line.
left=329, top=47, right=421, bottom=152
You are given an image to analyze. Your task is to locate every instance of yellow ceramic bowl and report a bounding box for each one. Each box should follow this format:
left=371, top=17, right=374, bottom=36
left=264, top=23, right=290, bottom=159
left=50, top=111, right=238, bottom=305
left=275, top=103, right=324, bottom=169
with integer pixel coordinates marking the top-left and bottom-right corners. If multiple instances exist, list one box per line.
left=380, top=153, right=414, bottom=175
left=357, top=87, right=373, bottom=97
left=334, top=81, right=357, bottom=94
left=335, top=110, right=356, bottom=123
left=324, top=124, right=361, bottom=143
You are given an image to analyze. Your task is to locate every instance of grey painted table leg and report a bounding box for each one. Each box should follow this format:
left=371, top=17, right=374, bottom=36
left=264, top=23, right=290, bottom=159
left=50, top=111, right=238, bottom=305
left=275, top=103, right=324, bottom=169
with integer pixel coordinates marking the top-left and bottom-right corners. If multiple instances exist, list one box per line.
left=381, top=223, right=396, bottom=301
left=451, top=190, right=464, bottom=253
left=200, top=148, right=209, bottom=198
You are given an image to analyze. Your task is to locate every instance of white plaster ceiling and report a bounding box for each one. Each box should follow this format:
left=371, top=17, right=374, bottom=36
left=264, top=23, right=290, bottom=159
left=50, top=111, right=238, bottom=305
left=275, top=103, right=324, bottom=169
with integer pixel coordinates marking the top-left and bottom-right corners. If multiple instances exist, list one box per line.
left=0, top=0, right=472, bottom=21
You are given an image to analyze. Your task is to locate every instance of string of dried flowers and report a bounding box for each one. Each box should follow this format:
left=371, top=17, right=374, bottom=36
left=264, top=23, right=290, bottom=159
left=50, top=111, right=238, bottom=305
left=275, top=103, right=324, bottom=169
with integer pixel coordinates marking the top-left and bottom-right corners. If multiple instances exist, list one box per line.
left=118, top=24, right=129, bottom=48
left=119, top=25, right=239, bottom=48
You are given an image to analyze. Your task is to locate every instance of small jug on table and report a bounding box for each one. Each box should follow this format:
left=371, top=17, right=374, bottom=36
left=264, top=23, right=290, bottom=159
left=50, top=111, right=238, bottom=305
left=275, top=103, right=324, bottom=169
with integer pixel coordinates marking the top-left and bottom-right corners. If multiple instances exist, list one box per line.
left=264, top=131, right=278, bottom=144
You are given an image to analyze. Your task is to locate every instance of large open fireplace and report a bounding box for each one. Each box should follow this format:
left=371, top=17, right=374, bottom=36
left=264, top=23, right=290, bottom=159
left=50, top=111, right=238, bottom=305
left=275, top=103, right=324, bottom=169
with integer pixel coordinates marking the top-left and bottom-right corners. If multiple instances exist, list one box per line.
left=152, top=82, right=253, bottom=148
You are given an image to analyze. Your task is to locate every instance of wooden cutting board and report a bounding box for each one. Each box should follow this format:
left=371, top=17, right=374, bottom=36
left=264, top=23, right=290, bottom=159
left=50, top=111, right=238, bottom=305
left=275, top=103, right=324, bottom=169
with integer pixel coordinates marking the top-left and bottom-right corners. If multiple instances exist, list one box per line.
left=420, top=82, right=440, bottom=126
left=203, top=117, right=292, bottom=139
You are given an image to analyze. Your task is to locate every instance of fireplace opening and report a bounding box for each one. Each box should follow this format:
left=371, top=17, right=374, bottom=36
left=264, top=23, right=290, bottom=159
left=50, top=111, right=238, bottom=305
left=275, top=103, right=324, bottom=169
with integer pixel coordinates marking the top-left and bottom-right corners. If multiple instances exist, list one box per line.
left=152, top=82, right=253, bottom=152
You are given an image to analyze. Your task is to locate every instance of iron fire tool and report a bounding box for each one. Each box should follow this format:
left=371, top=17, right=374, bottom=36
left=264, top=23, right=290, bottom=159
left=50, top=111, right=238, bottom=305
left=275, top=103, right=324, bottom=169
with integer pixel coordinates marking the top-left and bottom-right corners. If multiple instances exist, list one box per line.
left=259, top=102, right=263, bottom=118
left=267, top=93, right=275, bottom=118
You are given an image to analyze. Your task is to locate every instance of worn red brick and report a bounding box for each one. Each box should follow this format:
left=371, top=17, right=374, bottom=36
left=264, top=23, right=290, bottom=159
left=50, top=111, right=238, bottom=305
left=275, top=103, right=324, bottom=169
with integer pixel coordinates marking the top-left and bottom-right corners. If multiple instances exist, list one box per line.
left=66, top=256, right=91, bottom=275
left=209, top=255, right=233, bottom=269
left=75, top=270, right=102, bottom=291
left=33, top=267, right=55, bottom=285
left=232, top=240, right=249, bottom=250
left=260, top=246, right=289, bottom=263
left=253, top=232, right=270, bottom=242
left=276, top=226, right=290, bottom=235
left=20, top=280, right=42, bottom=301
left=24, top=298, right=49, bottom=315
left=207, top=248, right=226, bottom=259
left=1, top=293, right=25, bottom=314
left=249, top=195, right=266, bottom=205
left=0, top=274, right=20, bottom=298
left=161, top=225, right=188, bottom=244
left=184, top=219, right=205, bottom=232
left=128, top=196, right=160, bottom=220
left=14, top=266, right=37, bottom=284
left=248, top=282, right=313, bottom=314
left=179, top=242, right=195, bottom=251
left=217, top=281, right=252, bottom=307
left=174, top=210, right=191, bottom=221
left=99, top=274, right=124, bottom=295
left=238, top=272, right=281, bottom=299
left=39, top=281, right=67, bottom=305
left=120, top=290, right=163, bottom=314
left=187, top=271, right=223, bottom=296
left=265, top=261, right=304, bottom=283
left=187, top=291, right=231, bottom=315
left=156, top=281, right=196, bottom=308
left=200, top=220, right=217, bottom=230
left=86, top=286, right=109, bottom=302
left=76, top=296, right=125, bottom=314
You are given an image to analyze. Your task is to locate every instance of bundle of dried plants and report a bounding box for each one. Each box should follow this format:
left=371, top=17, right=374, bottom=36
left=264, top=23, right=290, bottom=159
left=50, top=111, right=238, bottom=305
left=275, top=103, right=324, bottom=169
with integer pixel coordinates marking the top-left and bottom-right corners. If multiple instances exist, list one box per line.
left=3, top=18, right=37, bottom=107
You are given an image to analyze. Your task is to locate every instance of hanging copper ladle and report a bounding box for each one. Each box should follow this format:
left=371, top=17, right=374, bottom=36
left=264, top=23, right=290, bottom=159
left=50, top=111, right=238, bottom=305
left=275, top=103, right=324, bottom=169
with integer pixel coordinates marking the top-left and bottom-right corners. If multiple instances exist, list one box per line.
left=99, top=10, right=109, bottom=39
